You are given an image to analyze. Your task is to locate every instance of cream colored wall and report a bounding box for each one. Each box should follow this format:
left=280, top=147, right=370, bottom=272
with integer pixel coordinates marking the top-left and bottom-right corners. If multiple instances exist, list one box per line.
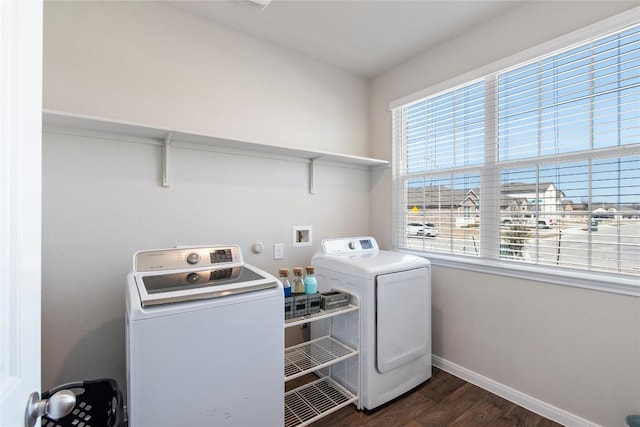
left=44, top=1, right=369, bottom=156
left=432, top=266, right=640, bottom=426
left=370, top=2, right=640, bottom=426
left=42, top=1, right=371, bottom=395
left=42, top=129, right=371, bottom=395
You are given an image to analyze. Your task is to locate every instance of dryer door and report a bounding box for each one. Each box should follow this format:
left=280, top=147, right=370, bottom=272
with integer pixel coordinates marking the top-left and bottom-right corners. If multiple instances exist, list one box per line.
left=376, top=267, right=430, bottom=374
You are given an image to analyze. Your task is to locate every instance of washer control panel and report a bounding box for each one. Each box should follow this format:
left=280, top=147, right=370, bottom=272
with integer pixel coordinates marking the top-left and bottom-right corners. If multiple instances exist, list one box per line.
left=321, top=237, right=378, bottom=254
left=134, top=246, right=242, bottom=272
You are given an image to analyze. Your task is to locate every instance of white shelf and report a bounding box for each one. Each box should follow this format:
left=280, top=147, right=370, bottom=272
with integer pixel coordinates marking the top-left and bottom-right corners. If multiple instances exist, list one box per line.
left=284, top=377, right=357, bottom=427
left=285, top=303, right=358, bottom=328
left=42, top=110, right=388, bottom=191
left=285, top=336, right=358, bottom=381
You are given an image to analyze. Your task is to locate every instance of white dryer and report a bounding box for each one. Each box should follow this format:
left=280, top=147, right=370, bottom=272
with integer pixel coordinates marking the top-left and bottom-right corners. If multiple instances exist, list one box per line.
left=311, top=237, right=431, bottom=411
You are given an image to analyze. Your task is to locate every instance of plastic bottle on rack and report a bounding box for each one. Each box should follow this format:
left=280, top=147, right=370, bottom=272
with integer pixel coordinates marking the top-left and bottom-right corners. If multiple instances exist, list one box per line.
left=304, top=266, right=318, bottom=294
left=279, top=268, right=292, bottom=297
left=292, top=267, right=305, bottom=294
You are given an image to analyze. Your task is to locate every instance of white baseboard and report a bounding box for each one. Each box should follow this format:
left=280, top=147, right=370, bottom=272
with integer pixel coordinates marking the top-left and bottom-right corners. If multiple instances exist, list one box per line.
left=432, top=355, right=600, bottom=427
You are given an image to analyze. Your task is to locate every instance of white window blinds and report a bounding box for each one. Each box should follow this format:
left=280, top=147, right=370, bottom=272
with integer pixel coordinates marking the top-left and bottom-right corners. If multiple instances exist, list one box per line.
left=396, top=81, right=485, bottom=256
left=392, top=22, right=640, bottom=280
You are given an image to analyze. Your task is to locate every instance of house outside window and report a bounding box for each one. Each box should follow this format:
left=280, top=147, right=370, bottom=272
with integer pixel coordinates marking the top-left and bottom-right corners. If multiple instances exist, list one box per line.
left=392, top=20, right=640, bottom=288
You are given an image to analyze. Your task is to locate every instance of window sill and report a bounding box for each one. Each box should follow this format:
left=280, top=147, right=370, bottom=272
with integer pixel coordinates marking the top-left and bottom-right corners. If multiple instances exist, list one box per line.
left=395, top=248, right=640, bottom=297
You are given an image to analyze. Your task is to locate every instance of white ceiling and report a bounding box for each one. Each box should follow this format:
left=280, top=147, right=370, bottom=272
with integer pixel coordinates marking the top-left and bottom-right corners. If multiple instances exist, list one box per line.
left=166, top=0, right=527, bottom=78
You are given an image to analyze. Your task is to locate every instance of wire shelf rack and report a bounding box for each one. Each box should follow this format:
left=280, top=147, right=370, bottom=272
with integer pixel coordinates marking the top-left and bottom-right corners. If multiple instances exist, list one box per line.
left=285, top=336, right=358, bottom=381
left=284, top=377, right=357, bottom=427
left=284, top=303, right=358, bottom=328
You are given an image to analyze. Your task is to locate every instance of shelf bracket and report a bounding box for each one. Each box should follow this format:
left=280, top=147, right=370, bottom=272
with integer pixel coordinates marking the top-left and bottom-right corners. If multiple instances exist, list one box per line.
left=309, top=158, right=316, bottom=194
left=162, top=132, right=172, bottom=187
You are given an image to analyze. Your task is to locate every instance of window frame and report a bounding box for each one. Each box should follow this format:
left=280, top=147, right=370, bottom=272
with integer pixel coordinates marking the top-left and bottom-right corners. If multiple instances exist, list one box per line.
left=390, top=8, right=640, bottom=297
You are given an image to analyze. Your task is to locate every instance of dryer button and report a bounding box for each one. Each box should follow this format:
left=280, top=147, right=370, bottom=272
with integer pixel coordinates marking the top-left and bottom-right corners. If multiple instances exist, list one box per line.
left=348, top=241, right=356, bottom=250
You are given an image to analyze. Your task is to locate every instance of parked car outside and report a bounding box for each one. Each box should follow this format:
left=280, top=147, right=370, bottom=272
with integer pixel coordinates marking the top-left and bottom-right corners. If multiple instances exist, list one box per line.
left=407, top=222, right=424, bottom=236
left=421, top=223, right=439, bottom=237
left=407, top=222, right=439, bottom=237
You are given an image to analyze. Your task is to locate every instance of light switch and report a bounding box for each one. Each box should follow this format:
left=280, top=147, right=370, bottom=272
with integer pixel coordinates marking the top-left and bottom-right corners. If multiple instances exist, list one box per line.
left=274, top=243, right=284, bottom=260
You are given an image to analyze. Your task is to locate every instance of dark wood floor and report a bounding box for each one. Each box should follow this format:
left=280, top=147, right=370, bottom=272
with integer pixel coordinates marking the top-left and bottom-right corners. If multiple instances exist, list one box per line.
left=311, top=368, right=562, bottom=427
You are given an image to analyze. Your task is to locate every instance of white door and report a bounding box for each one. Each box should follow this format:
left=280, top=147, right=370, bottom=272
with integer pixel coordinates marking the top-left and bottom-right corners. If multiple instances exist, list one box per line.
left=376, top=267, right=430, bottom=374
left=0, top=1, right=43, bottom=426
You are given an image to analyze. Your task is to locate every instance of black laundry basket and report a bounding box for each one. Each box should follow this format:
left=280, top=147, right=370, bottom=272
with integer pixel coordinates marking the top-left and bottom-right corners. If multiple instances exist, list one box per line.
left=41, top=378, right=124, bottom=427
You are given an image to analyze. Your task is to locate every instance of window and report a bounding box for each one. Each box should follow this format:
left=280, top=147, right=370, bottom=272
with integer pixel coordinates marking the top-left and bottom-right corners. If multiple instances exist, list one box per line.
left=392, top=21, right=640, bottom=286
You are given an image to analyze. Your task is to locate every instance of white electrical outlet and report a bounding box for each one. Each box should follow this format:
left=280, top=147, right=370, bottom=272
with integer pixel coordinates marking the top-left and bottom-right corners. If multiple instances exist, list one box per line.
left=274, top=243, right=284, bottom=260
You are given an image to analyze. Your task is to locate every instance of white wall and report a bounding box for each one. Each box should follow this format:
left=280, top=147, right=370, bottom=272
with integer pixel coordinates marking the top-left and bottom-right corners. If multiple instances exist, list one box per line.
left=42, top=1, right=371, bottom=394
left=370, top=2, right=640, bottom=426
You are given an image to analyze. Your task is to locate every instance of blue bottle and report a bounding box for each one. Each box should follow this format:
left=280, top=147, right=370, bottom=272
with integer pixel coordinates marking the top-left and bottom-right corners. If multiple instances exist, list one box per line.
left=279, top=268, right=292, bottom=297
left=304, top=266, right=317, bottom=294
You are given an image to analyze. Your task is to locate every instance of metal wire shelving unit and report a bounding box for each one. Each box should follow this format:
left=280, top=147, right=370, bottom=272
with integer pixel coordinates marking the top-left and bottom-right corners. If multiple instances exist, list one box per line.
left=284, top=293, right=360, bottom=427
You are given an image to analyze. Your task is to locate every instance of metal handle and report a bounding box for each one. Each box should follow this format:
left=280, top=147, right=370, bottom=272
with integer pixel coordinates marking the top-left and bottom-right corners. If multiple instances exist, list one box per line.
left=25, top=389, right=76, bottom=427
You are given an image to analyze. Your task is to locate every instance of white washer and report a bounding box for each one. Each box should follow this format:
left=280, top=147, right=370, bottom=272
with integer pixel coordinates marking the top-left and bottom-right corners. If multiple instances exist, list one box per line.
left=126, top=245, right=283, bottom=426
left=311, top=237, right=431, bottom=411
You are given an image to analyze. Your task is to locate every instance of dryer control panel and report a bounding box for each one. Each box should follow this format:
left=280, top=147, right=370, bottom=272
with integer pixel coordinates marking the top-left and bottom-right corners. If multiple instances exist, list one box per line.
left=321, top=237, right=379, bottom=254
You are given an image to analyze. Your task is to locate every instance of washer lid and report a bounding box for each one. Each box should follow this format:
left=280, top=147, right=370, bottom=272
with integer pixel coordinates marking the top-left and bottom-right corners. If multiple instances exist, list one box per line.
left=134, top=264, right=278, bottom=307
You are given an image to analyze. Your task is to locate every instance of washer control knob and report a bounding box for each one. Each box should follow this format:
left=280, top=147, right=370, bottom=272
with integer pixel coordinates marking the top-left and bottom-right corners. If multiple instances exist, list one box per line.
left=348, top=241, right=356, bottom=250
left=186, top=252, right=200, bottom=264
left=186, top=272, right=200, bottom=283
